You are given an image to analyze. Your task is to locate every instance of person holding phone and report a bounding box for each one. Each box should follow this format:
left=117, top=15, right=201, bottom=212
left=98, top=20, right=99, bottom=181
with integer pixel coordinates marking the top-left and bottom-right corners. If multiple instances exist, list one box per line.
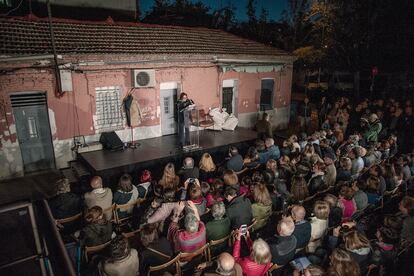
left=233, top=229, right=272, bottom=276
left=167, top=200, right=206, bottom=253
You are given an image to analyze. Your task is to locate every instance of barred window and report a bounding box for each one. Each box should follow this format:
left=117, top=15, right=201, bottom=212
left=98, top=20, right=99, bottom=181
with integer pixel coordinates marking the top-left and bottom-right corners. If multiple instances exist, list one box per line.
left=95, top=86, right=123, bottom=132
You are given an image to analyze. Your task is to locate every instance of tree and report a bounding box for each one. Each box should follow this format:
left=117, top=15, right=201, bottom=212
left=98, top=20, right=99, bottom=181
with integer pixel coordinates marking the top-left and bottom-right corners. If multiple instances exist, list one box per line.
left=246, top=0, right=257, bottom=24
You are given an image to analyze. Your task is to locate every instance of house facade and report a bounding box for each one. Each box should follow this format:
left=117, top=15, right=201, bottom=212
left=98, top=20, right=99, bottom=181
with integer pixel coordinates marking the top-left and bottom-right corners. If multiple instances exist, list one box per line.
left=0, top=16, right=294, bottom=179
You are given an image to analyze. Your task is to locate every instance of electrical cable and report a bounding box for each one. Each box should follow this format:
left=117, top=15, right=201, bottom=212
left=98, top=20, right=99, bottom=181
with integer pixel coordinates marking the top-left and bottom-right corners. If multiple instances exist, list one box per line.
left=1, top=0, right=25, bottom=16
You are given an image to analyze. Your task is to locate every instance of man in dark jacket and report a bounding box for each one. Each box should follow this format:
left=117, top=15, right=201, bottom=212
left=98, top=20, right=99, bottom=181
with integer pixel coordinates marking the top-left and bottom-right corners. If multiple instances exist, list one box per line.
left=259, top=138, right=281, bottom=164
left=224, top=186, right=252, bottom=229
left=49, top=178, right=82, bottom=219
left=226, top=146, right=244, bottom=172
left=255, top=112, right=273, bottom=139
left=178, top=157, right=200, bottom=182
left=291, top=205, right=311, bottom=250
left=267, top=216, right=297, bottom=266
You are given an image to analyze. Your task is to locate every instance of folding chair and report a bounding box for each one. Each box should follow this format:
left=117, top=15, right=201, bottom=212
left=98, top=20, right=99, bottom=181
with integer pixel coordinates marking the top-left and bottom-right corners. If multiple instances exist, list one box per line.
left=207, top=234, right=231, bottom=261
left=147, top=254, right=181, bottom=276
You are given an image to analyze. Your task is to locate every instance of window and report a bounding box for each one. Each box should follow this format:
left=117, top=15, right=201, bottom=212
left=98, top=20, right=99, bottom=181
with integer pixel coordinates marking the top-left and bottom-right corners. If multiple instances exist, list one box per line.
left=95, top=86, right=123, bottom=132
left=260, top=79, right=274, bottom=111
left=222, top=87, right=233, bottom=114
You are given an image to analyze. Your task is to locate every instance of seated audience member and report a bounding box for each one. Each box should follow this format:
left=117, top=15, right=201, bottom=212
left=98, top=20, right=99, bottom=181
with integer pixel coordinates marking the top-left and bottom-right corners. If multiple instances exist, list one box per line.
left=336, top=157, right=352, bottom=182
left=49, top=178, right=82, bottom=219
left=168, top=201, right=206, bottom=253
left=224, top=186, right=253, bottom=229
left=84, top=176, right=113, bottom=220
left=290, top=175, right=309, bottom=204
left=146, top=188, right=179, bottom=224
left=365, top=176, right=381, bottom=205
left=226, top=146, right=244, bottom=172
left=186, top=181, right=207, bottom=215
left=267, top=216, right=297, bottom=266
left=98, top=236, right=139, bottom=276
left=136, top=170, right=153, bottom=199
left=140, top=197, right=163, bottom=226
left=206, top=179, right=225, bottom=208
left=383, top=214, right=403, bottom=234
left=259, top=138, right=281, bottom=164
left=371, top=226, right=398, bottom=275
left=324, top=157, right=337, bottom=187
left=291, top=205, right=311, bottom=250
left=206, top=202, right=231, bottom=253
left=196, top=252, right=243, bottom=276
left=263, top=159, right=278, bottom=185
left=307, top=201, right=330, bottom=253
left=349, top=147, right=364, bottom=179
left=308, top=161, right=327, bottom=195
left=326, top=248, right=360, bottom=276
left=223, top=169, right=248, bottom=194
left=324, top=194, right=343, bottom=228
left=331, top=229, right=372, bottom=273
left=399, top=196, right=414, bottom=242
left=138, top=223, right=173, bottom=274
left=338, top=186, right=357, bottom=223
left=351, top=180, right=368, bottom=211
left=233, top=231, right=272, bottom=276
left=199, top=153, right=217, bottom=182
left=244, top=146, right=261, bottom=168
left=158, top=162, right=180, bottom=191
left=179, top=157, right=200, bottom=182
left=113, top=174, right=139, bottom=218
left=251, top=183, right=272, bottom=231
left=80, top=206, right=112, bottom=247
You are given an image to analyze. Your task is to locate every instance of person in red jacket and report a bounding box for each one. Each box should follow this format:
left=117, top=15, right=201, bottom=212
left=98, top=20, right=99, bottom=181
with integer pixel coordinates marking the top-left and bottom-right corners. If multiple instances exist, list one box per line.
left=233, top=230, right=272, bottom=276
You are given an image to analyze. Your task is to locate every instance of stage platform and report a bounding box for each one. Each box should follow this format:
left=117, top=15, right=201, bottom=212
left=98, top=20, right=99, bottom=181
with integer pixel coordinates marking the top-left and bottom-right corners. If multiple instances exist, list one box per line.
left=78, top=128, right=258, bottom=185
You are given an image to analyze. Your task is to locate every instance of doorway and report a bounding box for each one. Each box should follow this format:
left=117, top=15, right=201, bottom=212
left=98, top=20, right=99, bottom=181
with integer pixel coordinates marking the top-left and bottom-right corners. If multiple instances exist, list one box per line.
left=160, top=87, right=178, bottom=136
left=10, top=92, right=55, bottom=174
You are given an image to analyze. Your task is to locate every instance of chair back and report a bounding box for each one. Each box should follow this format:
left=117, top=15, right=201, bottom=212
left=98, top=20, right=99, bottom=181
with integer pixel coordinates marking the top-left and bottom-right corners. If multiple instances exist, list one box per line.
left=207, top=234, right=231, bottom=261
left=56, top=212, right=82, bottom=226
left=179, top=243, right=208, bottom=263
left=247, top=218, right=257, bottom=231
left=266, top=263, right=282, bottom=275
left=114, top=199, right=145, bottom=225
left=84, top=240, right=111, bottom=262
left=122, top=228, right=141, bottom=239
left=103, top=203, right=115, bottom=222
left=147, top=253, right=181, bottom=276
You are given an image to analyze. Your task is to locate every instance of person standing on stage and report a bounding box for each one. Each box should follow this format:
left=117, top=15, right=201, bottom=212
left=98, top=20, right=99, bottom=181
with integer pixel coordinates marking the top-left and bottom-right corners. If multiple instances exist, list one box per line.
left=254, top=112, right=273, bottom=139
left=177, top=92, right=194, bottom=148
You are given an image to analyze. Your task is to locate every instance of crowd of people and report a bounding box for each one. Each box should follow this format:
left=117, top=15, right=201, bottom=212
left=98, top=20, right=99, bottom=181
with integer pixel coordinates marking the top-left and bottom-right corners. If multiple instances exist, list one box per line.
left=48, top=95, right=414, bottom=276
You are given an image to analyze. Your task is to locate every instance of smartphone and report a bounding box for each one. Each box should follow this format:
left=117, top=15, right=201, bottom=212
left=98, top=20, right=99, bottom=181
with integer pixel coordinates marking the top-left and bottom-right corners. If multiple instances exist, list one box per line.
left=239, top=224, right=247, bottom=235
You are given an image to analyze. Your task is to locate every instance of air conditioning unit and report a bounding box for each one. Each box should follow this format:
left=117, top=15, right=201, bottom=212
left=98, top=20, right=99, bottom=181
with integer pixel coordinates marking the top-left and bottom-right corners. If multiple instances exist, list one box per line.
left=132, top=69, right=156, bottom=88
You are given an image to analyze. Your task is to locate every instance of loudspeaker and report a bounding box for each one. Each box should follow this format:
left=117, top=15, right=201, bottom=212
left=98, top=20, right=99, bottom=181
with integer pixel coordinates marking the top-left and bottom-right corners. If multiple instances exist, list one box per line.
left=99, top=131, right=124, bottom=151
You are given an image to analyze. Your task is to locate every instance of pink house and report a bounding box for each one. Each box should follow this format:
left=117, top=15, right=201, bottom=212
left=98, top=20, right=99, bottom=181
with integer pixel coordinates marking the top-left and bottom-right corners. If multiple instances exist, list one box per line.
left=0, top=16, right=294, bottom=179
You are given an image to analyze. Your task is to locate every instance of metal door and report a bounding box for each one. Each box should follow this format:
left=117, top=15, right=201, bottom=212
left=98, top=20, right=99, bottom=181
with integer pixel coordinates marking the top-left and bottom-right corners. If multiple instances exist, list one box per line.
left=11, top=92, right=55, bottom=173
left=160, top=89, right=177, bottom=135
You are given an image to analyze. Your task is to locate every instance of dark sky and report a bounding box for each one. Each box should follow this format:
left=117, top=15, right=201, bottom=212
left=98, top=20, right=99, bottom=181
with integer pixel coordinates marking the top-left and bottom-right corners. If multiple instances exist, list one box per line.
left=140, top=0, right=288, bottom=21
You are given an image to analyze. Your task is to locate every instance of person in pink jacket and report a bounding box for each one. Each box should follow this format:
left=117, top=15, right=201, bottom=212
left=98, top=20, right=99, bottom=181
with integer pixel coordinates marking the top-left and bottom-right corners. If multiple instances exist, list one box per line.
left=233, top=230, right=272, bottom=276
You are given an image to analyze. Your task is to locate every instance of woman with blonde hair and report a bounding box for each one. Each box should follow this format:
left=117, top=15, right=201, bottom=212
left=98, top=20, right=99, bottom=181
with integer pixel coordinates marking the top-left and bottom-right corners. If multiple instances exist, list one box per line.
left=158, top=162, right=180, bottom=190
left=263, top=159, right=278, bottom=185
left=326, top=248, right=360, bottom=276
left=342, top=230, right=372, bottom=272
left=233, top=231, right=272, bottom=276
left=199, top=153, right=217, bottom=181
left=251, top=183, right=272, bottom=230
left=307, top=201, right=330, bottom=253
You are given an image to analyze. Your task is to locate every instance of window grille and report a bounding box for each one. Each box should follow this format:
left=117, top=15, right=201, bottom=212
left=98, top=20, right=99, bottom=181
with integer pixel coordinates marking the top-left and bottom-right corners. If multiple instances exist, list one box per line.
left=95, top=86, right=123, bottom=132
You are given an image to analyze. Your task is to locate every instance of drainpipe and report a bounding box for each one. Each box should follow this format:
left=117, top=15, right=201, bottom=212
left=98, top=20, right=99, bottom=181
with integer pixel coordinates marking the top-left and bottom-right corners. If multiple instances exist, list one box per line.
left=46, top=0, right=63, bottom=97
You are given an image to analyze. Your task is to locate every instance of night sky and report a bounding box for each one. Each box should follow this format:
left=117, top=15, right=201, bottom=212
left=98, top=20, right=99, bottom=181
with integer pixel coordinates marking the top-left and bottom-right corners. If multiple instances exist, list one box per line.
left=140, top=0, right=288, bottom=21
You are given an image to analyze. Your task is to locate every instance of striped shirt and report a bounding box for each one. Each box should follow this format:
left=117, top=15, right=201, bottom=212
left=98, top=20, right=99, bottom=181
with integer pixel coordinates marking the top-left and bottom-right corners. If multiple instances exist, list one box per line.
left=168, top=221, right=206, bottom=253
